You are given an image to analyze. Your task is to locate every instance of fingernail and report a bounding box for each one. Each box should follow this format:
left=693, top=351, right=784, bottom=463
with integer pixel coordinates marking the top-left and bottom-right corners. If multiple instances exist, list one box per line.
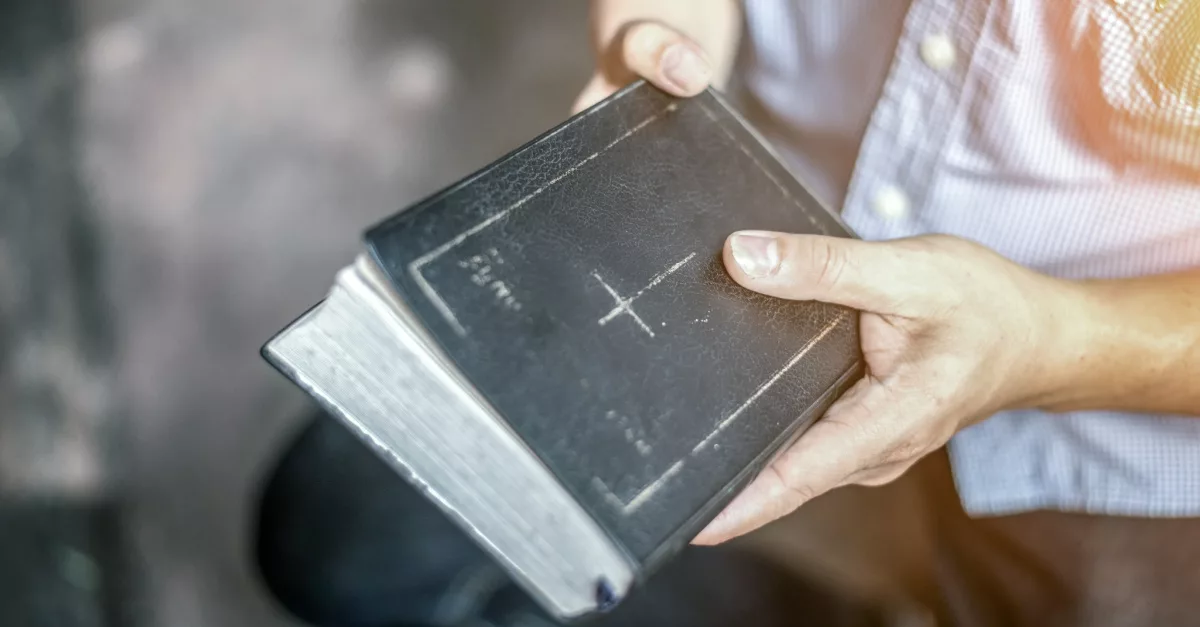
left=730, top=232, right=781, bottom=278
left=661, top=44, right=711, bottom=94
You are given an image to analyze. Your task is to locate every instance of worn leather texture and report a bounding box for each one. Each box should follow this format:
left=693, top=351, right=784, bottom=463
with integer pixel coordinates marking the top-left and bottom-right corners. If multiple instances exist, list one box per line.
left=366, top=80, right=863, bottom=568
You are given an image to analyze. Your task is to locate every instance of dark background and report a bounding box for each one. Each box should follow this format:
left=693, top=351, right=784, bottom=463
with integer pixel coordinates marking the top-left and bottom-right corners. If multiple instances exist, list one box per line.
left=0, top=1, right=926, bottom=624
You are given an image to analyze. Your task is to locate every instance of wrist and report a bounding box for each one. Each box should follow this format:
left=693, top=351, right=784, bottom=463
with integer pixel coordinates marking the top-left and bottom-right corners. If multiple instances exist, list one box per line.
left=997, top=274, right=1091, bottom=412
left=1019, top=275, right=1184, bottom=413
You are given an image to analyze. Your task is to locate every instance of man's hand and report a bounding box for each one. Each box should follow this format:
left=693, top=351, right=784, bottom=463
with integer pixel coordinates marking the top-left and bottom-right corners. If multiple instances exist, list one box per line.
left=692, top=231, right=1085, bottom=545
left=573, top=0, right=741, bottom=113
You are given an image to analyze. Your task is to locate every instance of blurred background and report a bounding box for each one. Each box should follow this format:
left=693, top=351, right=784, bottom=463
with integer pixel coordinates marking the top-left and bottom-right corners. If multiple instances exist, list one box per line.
left=0, top=0, right=924, bottom=625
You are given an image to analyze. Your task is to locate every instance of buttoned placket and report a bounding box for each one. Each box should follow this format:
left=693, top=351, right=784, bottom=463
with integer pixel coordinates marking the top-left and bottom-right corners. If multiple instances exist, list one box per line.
left=839, top=0, right=993, bottom=241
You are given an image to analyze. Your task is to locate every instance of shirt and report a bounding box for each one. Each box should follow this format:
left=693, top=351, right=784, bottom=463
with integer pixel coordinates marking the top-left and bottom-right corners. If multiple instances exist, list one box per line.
left=731, top=0, right=1200, bottom=517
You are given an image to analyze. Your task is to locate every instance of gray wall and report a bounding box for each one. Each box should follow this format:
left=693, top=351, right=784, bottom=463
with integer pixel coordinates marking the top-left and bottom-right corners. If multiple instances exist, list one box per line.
left=3, top=1, right=591, bottom=624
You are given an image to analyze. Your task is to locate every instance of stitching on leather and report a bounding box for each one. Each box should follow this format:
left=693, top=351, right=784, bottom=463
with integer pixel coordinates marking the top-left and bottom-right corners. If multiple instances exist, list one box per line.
left=586, top=105, right=847, bottom=513
left=402, top=97, right=850, bottom=515
left=696, top=101, right=829, bottom=235
left=591, top=310, right=850, bottom=514
left=409, top=102, right=678, bottom=336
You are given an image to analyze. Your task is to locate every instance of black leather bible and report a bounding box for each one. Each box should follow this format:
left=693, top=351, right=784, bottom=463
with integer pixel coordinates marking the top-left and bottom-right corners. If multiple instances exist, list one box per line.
left=262, top=80, right=863, bottom=622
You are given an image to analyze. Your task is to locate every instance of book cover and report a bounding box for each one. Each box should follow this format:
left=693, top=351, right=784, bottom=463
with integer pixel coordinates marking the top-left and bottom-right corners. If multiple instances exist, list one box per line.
left=361, top=80, right=863, bottom=568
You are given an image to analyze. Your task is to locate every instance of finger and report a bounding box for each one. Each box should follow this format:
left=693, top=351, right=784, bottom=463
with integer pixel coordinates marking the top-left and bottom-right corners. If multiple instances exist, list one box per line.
left=845, top=460, right=912, bottom=486
left=691, top=417, right=866, bottom=545
left=690, top=462, right=808, bottom=546
left=612, top=21, right=712, bottom=97
left=692, top=379, right=889, bottom=545
left=692, top=373, right=935, bottom=545
left=723, top=231, right=951, bottom=316
left=571, top=74, right=622, bottom=114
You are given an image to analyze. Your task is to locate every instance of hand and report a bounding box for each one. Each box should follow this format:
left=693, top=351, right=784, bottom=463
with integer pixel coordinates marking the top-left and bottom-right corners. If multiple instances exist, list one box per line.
left=572, top=1, right=741, bottom=113
left=573, top=22, right=713, bottom=113
left=692, top=231, right=1080, bottom=545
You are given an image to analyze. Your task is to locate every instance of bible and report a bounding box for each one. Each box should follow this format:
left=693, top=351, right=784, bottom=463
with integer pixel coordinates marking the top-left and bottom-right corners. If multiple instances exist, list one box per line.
left=261, top=80, right=863, bottom=621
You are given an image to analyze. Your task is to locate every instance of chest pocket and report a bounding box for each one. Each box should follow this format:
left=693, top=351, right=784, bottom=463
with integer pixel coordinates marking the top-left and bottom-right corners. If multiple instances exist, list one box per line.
left=1065, top=0, right=1200, bottom=174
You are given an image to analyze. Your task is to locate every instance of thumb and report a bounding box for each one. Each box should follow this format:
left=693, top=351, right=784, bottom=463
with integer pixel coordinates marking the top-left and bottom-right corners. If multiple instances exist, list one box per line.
left=723, top=231, right=927, bottom=315
left=573, top=21, right=712, bottom=115
left=606, top=20, right=712, bottom=97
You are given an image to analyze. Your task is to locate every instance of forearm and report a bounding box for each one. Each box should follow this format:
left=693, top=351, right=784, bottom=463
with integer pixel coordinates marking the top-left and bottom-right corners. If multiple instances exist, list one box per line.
left=588, top=0, right=742, bottom=87
left=1035, top=270, right=1200, bottom=415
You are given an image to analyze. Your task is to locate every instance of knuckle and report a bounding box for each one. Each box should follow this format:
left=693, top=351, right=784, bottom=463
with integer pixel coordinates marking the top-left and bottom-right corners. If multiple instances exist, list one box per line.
left=880, top=417, right=948, bottom=464
left=623, top=21, right=681, bottom=65
left=888, top=437, right=926, bottom=463
left=890, top=237, right=966, bottom=313
left=768, top=463, right=818, bottom=505
left=859, top=464, right=911, bottom=487
left=808, top=237, right=848, bottom=290
left=897, top=233, right=957, bottom=263
left=869, top=418, right=928, bottom=464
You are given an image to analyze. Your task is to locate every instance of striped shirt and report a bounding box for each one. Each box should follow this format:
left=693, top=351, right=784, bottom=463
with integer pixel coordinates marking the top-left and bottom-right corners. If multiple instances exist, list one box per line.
left=732, top=0, right=1200, bottom=517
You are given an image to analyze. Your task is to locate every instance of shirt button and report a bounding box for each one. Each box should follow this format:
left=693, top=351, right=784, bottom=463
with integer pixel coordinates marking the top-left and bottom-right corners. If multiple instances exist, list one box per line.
left=872, top=185, right=910, bottom=219
left=919, top=33, right=957, bottom=71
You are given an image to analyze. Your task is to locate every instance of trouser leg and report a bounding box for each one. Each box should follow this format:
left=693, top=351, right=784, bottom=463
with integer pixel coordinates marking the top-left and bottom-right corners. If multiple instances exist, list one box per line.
left=918, top=448, right=1200, bottom=627
left=254, top=412, right=900, bottom=627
